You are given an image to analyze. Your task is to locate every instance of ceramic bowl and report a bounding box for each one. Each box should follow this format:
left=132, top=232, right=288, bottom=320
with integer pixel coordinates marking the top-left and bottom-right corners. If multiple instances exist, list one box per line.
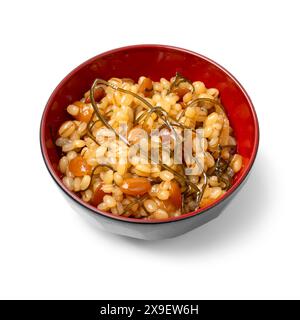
left=40, top=45, right=259, bottom=240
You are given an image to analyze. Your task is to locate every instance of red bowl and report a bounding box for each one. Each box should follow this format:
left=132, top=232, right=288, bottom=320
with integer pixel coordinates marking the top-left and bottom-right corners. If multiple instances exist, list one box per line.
left=40, top=44, right=259, bottom=240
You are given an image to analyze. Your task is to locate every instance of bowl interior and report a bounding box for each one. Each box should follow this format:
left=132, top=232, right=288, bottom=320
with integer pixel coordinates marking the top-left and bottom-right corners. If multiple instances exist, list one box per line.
left=41, top=45, right=258, bottom=222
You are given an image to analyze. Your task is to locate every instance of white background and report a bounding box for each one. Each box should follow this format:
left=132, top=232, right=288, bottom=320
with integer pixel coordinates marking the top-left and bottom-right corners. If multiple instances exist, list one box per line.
left=0, top=0, right=299, bottom=300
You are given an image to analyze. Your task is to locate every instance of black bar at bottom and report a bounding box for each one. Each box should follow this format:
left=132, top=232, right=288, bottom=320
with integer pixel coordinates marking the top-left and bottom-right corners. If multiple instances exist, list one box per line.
left=0, top=300, right=296, bottom=319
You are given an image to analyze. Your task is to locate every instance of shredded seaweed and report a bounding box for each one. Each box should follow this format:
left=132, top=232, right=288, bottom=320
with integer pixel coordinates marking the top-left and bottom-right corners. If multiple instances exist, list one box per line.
left=187, top=97, right=224, bottom=110
left=86, top=114, right=101, bottom=146
left=93, top=78, right=193, bottom=133
left=207, top=144, right=235, bottom=190
left=178, top=97, right=226, bottom=125
left=136, top=106, right=179, bottom=140
left=169, top=72, right=195, bottom=94
left=86, top=78, right=232, bottom=213
left=123, top=194, right=148, bottom=214
left=81, top=163, right=114, bottom=192
left=181, top=191, right=185, bottom=214
left=90, top=79, right=130, bottom=146
left=91, top=79, right=182, bottom=136
left=160, top=162, right=203, bottom=211
left=198, top=172, right=208, bottom=204
left=137, top=139, right=204, bottom=212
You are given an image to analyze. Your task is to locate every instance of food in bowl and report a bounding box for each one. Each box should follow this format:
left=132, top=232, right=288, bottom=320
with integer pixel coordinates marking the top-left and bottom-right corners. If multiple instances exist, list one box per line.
left=55, top=74, right=243, bottom=219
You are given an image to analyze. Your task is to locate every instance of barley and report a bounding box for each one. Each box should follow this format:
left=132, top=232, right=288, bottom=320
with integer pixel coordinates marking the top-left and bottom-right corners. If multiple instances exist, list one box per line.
left=113, top=172, right=123, bottom=186
left=103, top=170, right=114, bottom=184
left=221, top=148, right=230, bottom=160
left=117, top=163, right=127, bottom=175
left=74, top=177, right=81, bottom=192
left=230, top=154, right=243, bottom=173
left=144, top=199, right=158, bottom=213
left=77, top=122, right=87, bottom=135
left=81, top=190, right=92, bottom=202
left=204, top=126, right=213, bottom=138
left=59, top=121, right=76, bottom=138
left=116, top=202, right=124, bottom=215
left=72, top=139, right=85, bottom=149
left=159, top=170, right=174, bottom=181
left=67, top=104, right=79, bottom=116
left=153, top=82, right=163, bottom=92
left=59, top=156, right=68, bottom=173
left=56, top=137, right=70, bottom=147
left=210, top=187, right=223, bottom=199
left=101, top=184, right=114, bottom=193
left=185, top=106, right=196, bottom=118
left=135, top=164, right=151, bottom=173
left=160, top=78, right=170, bottom=90
left=149, top=184, right=160, bottom=197
left=103, top=195, right=117, bottom=208
left=62, top=177, right=74, bottom=191
left=121, top=94, right=133, bottom=106
left=80, top=175, right=91, bottom=190
left=98, top=203, right=108, bottom=211
left=206, top=88, right=219, bottom=98
left=203, top=187, right=211, bottom=198
left=205, top=112, right=219, bottom=127
left=193, top=81, right=206, bottom=94
left=62, top=142, right=74, bottom=153
left=209, top=137, right=219, bottom=148
left=160, top=181, right=171, bottom=190
left=93, top=180, right=101, bottom=192
left=228, top=136, right=236, bottom=146
left=153, top=209, right=168, bottom=219
left=205, top=152, right=215, bottom=168
left=96, top=145, right=107, bottom=158
left=211, top=128, right=220, bottom=139
left=209, top=176, right=219, bottom=187
left=132, top=168, right=150, bottom=177
left=157, top=190, right=170, bottom=200
left=70, top=131, right=80, bottom=141
left=183, top=91, right=193, bottom=103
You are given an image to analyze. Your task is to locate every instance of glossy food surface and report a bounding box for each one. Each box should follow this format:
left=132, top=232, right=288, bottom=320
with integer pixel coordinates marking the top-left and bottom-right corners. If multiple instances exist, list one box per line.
left=40, top=45, right=259, bottom=223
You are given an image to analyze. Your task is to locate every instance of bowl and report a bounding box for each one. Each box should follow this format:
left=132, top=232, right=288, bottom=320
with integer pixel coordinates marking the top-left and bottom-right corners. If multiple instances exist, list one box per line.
left=40, top=44, right=259, bottom=240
